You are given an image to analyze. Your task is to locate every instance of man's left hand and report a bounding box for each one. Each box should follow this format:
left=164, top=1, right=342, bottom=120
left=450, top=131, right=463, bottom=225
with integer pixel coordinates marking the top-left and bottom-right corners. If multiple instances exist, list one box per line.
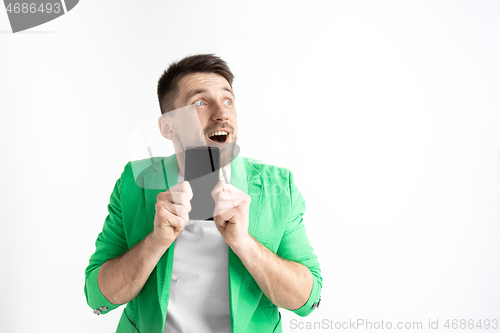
left=211, top=179, right=252, bottom=249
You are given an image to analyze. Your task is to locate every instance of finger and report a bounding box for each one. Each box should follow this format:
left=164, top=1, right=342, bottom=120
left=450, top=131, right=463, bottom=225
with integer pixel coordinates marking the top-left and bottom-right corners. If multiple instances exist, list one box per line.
left=214, top=190, right=250, bottom=210
left=214, top=215, right=229, bottom=229
left=171, top=203, right=190, bottom=220
left=211, top=179, right=228, bottom=199
left=214, top=220, right=226, bottom=233
left=171, top=180, right=193, bottom=200
left=214, top=194, right=249, bottom=220
left=159, top=191, right=192, bottom=212
left=213, top=190, right=242, bottom=203
left=156, top=199, right=190, bottom=223
left=223, top=182, right=244, bottom=195
left=170, top=192, right=192, bottom=212
left=213, top=197, right=244, bottom=216
left=155, top=202, right=188, bottom=228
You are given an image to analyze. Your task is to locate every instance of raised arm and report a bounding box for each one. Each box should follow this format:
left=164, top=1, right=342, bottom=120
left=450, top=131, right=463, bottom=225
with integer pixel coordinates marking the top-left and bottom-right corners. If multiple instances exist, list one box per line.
left=85, top=179, right=193, bottom=309
left=211, top=173, right=321, bottom=313
left=231, top=235, right=313, bottom=309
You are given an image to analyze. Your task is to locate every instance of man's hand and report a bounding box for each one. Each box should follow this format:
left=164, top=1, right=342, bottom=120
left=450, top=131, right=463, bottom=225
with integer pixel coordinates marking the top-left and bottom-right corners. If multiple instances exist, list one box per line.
left=150, top=181, right=193, bottom=247
left=211, top=179, right=313, bottom=310
left=211, top=179, right=252, bottom=249
left=97, top=181, right=192, bottom=305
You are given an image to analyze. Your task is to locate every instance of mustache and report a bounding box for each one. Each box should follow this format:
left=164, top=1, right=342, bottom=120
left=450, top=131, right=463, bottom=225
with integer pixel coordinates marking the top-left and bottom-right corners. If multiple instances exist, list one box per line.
left=204, top=124, right=234, bottom=135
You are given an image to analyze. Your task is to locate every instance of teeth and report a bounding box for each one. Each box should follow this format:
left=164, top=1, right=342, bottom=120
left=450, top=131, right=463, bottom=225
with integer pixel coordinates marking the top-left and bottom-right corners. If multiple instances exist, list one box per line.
left=209, top=131, right=228, bottom=137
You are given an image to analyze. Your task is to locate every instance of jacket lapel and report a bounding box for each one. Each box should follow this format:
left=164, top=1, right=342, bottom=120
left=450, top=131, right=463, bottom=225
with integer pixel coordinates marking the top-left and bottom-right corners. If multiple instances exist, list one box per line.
left=227, top=156, right=263, bottom=333
left=143, top=154, right=179, bottom=234
left=143, top=154, right=179, bottom=322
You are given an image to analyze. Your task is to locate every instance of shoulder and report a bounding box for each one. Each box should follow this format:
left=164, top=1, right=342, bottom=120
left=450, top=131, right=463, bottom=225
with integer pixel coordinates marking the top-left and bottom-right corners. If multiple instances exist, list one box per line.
left=117, top=155, right=176, bottom=189
left=119, top=157, right=157, bottom=181
left=241, top=156, right=292, bottom=182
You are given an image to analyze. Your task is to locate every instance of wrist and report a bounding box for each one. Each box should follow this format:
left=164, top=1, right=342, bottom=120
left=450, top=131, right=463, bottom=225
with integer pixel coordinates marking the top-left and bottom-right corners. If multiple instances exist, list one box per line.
left=146, top=231, right=173, bottom=254
left=230, top=233, right=257, bottom=258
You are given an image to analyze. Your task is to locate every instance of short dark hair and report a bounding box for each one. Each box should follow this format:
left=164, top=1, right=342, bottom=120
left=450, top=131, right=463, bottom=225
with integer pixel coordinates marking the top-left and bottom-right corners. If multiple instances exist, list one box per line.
left=157, top=54, right=234, bottom=114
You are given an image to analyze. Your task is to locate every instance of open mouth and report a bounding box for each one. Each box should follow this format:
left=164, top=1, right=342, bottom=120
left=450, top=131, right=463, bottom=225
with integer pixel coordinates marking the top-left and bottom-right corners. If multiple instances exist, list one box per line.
left=208, top=130, right=228, bottom=144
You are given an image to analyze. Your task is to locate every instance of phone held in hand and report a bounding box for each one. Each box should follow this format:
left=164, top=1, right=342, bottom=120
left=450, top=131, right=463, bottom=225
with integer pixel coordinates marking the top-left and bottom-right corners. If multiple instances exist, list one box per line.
left=184, top=146, right=221, bottom=221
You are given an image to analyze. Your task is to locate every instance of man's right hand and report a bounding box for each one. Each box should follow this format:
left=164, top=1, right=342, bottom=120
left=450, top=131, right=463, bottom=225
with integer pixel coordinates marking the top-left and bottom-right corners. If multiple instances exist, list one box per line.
left=150, top=181, right=193, bottom=247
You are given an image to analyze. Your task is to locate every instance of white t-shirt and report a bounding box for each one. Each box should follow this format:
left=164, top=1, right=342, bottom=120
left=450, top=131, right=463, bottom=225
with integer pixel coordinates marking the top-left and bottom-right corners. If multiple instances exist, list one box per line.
left=163, top=168, right=231, bottom=333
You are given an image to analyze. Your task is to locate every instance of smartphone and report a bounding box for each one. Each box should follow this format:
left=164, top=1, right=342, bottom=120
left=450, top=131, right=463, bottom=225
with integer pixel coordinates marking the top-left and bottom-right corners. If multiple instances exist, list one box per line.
left=184, top=146, right=221, bottom=221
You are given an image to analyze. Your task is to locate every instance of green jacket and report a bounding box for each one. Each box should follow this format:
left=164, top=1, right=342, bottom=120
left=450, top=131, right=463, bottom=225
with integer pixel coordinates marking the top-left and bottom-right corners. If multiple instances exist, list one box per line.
left=85, top=154, right=322, bottom=333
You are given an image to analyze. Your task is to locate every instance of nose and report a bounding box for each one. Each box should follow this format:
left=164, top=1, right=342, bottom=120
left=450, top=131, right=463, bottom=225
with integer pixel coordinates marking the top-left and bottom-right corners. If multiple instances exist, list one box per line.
left=211, top=102, right=229, bottom=123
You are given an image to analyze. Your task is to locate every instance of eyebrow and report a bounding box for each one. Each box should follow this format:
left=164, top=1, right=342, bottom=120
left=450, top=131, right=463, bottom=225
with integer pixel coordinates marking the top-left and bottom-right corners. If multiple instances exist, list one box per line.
left=183, top=86, right=235, bottom=104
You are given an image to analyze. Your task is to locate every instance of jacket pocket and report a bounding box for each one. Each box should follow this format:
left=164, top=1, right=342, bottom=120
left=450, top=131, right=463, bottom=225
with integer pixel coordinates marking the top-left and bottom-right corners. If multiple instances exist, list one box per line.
left=116, top=309, right=140, bottom=333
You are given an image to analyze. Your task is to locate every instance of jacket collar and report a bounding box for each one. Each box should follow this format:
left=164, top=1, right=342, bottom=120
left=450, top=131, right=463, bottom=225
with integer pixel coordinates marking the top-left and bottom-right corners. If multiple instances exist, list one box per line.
left=144, top=153, right=260, bottom=189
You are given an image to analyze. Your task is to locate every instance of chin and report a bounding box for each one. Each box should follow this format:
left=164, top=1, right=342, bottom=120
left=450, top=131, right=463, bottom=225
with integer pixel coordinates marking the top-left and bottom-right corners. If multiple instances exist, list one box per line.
left=220, top=144, right=236, bottom=167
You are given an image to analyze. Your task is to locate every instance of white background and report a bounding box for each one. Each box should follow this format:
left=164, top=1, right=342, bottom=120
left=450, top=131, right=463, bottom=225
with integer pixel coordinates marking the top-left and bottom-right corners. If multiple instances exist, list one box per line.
left=1, top=1, right=499, bottom=332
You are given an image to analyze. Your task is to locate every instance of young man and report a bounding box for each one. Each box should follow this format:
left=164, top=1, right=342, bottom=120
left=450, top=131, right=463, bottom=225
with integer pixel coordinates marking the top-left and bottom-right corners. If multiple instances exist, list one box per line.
left=85, top=54, right=322, bottom=333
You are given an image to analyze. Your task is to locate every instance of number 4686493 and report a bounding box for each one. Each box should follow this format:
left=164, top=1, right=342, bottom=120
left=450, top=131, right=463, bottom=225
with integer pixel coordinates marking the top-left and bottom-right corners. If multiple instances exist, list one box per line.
left=6, top=3, right=61, bottom=14
left=443, top=319, right=498, bottom=330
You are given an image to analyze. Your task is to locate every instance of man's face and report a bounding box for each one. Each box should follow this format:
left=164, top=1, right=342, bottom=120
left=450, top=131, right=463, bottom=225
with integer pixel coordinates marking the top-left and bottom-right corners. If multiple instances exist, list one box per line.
left=173, top=72, right=238, bottom=165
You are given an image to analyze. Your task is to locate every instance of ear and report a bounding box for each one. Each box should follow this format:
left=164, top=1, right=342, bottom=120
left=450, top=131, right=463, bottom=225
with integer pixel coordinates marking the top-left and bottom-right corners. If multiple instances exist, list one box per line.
left=158, top=115, right=176, bottom=140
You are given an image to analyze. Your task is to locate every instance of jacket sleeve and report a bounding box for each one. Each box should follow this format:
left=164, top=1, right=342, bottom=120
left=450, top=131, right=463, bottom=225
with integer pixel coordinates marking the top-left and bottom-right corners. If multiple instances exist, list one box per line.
left=276, top=170, right=322, bottom=317
left=84, top=163, right=131, bottom=315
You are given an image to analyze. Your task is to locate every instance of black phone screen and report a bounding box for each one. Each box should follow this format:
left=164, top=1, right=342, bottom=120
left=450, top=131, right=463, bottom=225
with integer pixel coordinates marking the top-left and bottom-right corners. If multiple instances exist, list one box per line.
left=184, top=146, right=221, bottom=221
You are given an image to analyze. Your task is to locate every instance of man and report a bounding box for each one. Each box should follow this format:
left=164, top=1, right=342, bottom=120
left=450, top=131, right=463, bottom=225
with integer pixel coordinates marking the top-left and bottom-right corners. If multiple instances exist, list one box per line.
left=85, top=54, right=322, bottom=333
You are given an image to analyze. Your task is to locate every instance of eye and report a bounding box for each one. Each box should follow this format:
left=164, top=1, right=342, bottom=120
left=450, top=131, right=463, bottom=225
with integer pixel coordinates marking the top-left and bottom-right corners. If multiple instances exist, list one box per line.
left=223, top=99, right=232, bottom=106
left=194, top=100, right=206, bottom=106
